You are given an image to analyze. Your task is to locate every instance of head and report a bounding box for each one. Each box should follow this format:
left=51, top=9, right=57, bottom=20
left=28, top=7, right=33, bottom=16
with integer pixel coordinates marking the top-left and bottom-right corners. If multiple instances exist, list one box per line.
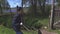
left=17, top=6, right=22, bottom=14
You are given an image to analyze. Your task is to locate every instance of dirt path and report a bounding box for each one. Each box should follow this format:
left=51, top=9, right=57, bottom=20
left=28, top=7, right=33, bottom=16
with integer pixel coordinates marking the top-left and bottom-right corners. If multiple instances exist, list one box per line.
left=41, top=30, right=58, bottom=34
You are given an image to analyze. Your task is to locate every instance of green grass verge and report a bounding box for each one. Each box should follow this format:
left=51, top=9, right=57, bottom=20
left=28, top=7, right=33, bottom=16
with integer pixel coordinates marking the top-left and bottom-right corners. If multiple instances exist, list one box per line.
left=0, top=25, right=37, bottom=34
left=39, top=18, right=49, bottom=26
left=0, top=25, right=15, bottom=34
left=47, top=29, right=60, bottom=34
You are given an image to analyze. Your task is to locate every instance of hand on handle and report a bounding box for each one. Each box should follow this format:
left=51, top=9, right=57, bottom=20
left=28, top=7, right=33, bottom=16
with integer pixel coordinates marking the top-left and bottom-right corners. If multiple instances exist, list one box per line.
left=20, top=22, right=23, bottom=25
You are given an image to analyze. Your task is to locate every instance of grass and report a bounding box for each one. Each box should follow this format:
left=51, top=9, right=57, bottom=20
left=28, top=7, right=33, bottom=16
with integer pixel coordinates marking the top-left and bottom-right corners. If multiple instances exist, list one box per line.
left=0, top=25, right=16, bottom=34
left=22, top=30, right=37, bottom=34
left=0, top=25, right=37, bottom=34
left=47, top=29, right=60, bottom=34
left=39, top=18, right=49, bottom=26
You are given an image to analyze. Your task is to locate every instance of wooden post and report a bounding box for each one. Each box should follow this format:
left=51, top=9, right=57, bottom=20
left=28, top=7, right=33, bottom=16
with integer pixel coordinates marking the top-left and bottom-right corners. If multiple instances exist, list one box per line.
left=50, top=0, right=55, bottom=29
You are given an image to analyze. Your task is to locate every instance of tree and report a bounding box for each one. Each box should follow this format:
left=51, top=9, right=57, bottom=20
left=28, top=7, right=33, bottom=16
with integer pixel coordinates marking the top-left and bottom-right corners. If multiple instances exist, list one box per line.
left=56, top=0, right=60, bottom=6
left=50, top=0, right=55, bottom=30
left=23, top=0, right=51, bottom=29
left=0, top=0, right=10, bottom=14
left=0, top=4, right=3, bottom=14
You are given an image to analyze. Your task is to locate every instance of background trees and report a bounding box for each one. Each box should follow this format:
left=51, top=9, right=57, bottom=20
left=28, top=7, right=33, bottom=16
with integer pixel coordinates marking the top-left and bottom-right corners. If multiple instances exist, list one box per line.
left=0, top=0, right=10, bottom=14
left=0, top=0, right=59, bottom=29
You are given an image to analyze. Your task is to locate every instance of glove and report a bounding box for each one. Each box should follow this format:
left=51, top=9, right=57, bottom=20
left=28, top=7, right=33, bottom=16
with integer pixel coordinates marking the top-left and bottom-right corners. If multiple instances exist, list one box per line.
left=20, top=22, right=23, bottom=25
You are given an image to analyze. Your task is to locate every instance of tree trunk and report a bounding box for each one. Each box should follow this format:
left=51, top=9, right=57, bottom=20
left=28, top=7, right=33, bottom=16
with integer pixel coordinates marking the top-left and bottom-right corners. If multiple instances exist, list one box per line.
left=50, top=0, right=55, bottom=30
left=0, top=5, right=3, bottom=15
left=38, top=0, right=46, bottom=17
left=33, top=0, right=37, bottom=17
left=42, top=0, right=46, bottom=17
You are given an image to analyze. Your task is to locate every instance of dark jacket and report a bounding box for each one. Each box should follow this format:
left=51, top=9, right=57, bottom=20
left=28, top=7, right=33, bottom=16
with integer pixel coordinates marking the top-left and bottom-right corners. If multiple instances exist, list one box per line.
left=12, top=14, right=22, bottom=31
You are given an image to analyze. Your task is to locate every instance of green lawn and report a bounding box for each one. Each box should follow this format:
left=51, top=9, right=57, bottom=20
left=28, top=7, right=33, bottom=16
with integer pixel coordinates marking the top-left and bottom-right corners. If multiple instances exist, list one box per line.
left=39, top=18, right=49, bottom=26
left=22, top=30, right=37, bottom=34
left=48, top=29, right=60, bottom=34
left=0, top=25, right=15, bottom=34
left=0, top=25, right=37, bottom=34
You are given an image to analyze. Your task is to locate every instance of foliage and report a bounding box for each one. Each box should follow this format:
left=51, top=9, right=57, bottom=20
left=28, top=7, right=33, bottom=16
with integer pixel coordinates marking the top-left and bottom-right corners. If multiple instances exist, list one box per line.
left=0, top=25, right=15, bottom=34
left=0, top=0, right=10, bottom=14
left=0, top=0, right=10, bottom=9
left=24, top=14, right=49, bottom=29
left=23, top=0, right=51, bottom=18
left=56, top=0, right=60, bottom=6
left=26, top=5, right=51, bottom=18
left=0, top=15, right=12, bottom=28
left=0, top=25, right=37, bottom=34
left=0, top=0, right=51, bottom=30
left=0, top=14, right=49, bottom=29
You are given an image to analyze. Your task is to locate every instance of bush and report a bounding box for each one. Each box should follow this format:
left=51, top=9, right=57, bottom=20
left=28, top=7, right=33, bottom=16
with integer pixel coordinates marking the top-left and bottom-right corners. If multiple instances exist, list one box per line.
left=33, top=21, right=43, bottom=29
left=0, top=15, right=12, bottom=28
left=0, top=14, right=49, bottom=29
left=24, top=15, right=43, bottom=29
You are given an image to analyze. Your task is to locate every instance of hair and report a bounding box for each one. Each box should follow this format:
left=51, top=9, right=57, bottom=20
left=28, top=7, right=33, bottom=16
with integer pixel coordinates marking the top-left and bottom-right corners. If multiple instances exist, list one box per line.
left=17, top=6, right=22, bottom=11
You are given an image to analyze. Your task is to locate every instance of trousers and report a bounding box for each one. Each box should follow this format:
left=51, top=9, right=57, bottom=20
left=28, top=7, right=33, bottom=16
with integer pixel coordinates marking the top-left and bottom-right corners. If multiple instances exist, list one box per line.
left=13, top=26, right=23, bottom=34
left=16, top=31, right=23, bottom=34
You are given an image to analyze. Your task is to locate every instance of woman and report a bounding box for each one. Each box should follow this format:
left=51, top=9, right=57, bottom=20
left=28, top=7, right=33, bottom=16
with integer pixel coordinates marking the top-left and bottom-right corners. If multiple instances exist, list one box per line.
left=12, top=6, right=23, bottom=34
